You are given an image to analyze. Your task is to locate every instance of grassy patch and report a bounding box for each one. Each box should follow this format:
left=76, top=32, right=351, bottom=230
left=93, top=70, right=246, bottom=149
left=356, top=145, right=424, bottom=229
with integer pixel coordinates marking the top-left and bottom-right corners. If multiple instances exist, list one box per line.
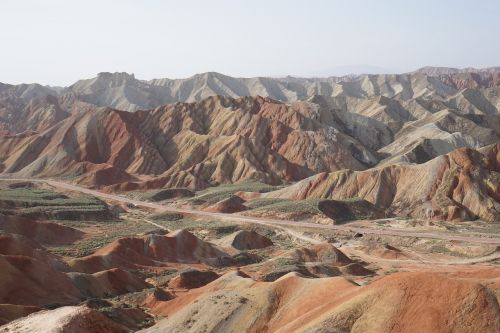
left=126, top=188, right=194, bottom=202
left=150, top=217, right=235, bottom=234
left=48, top=219, right=159, bottom=257
left=149, top=212, right=184, bottom=222
left=245, top=198, right=289, bottom=209
left=190, top=181, right=282, bottom=205
left=0, top=188, right=110, bottom=220
left=248, top=199, right=324, bottom=215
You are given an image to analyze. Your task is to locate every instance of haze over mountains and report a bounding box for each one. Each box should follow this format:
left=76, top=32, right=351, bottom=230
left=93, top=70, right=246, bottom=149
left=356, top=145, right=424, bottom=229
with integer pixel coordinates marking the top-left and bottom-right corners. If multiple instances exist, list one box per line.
left=1, top=66, right=500, bottom=112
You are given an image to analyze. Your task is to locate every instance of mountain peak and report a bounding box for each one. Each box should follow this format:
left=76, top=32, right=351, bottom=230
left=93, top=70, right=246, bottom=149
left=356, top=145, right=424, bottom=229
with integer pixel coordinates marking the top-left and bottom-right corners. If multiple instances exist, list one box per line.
left=96, top=72, right=136, bottom=81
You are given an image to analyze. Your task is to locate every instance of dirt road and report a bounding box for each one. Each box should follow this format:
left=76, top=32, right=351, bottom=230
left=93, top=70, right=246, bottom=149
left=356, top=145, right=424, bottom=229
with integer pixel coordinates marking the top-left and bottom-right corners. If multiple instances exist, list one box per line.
left=3, top=177, right=500, bottom=245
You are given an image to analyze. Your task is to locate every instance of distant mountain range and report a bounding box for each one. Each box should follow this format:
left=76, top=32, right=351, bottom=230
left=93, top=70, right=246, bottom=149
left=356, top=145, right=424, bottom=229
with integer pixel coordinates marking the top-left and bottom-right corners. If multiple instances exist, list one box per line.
left=1, top=66, right=499, bottom=112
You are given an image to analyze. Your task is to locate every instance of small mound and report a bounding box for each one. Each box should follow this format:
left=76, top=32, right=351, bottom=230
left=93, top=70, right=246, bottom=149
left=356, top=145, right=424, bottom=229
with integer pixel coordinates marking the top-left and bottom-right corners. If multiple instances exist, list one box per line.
left=68, top=229, right=229, bottom=273
left=248, top=243, right=360, bottom=282
left=150, top=288, right=175, bottom=302
left=0, top=305, right=128, bottom=333
left=205, top=195, right=247, bottom=213
left=339, top=263, right=374, bottom=276
left=77, top=164, right=134, bottom=188
left=0, top=215, right=84, bottom=246
left=290, top=243, right=353, bottom=265
left=143, top=288, right=176, bottom=310
left=317, top=199, right=386, bottom=223
left=218, top=230, right=273, bottom=251
left=168, top=269, right=220, bottom=289
left=68, top=268, right=151, bottom=298
left=260, top=265, right=315, bottom=282
left=369, top=244, right=409, bottom=260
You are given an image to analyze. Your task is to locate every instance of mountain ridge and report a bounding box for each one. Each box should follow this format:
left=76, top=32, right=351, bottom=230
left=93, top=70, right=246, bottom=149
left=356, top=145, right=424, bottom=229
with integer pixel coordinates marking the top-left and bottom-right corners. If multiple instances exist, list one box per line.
left=1, top=66, right=500, bottom=112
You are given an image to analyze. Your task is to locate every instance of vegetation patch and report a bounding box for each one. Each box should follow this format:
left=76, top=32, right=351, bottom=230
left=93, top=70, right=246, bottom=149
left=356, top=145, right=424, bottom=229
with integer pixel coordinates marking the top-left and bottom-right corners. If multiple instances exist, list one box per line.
left=190, top=181, right=282, bottom=205
left=128, top=188, right=194, bottom=202
left=149, top=212, right=184, bottom=221
left=248, top=199, right=324, bottom=215
left=0, top=188, right=112, bottom=220
left=48, top=219, right=159, bottom=257
left=245, top=198, right=289, bottom=209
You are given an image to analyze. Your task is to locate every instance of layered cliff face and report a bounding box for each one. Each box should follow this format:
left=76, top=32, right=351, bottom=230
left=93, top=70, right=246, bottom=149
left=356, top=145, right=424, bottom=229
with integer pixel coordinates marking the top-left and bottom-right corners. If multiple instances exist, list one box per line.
left=0, top=69, right=499, bottom=222
left=1, top=68, right=500, bottom=113
left=62, top=69, right=500, bottom=111
left=266, top=144, right=500, bottom=222
left=0, top=96, right=376, bottom=188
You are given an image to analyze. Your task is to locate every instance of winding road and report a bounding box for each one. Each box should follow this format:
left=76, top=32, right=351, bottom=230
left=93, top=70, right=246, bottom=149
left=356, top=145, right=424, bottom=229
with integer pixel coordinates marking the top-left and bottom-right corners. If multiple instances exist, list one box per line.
left=2, top=177, right=500, bottom=246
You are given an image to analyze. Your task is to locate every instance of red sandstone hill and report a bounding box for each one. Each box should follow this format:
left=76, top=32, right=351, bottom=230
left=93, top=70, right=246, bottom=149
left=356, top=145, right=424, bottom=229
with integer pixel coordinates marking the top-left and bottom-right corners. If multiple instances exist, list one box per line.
left=266, top=143, right=500, bottom=222
left=68, top=268, right=152, bottom=299
left=3, top=91, right=496, bottom=191
left=0, top=215, right=84, bottom=246
left=0, top=233, right=69, bottom=271
left=0, top=96, right=374, bottom=189
left=68, top=229, right=229, bottom=274
left=143, top=270, right=500, bottom=333
left=0, top=254, right=80, bottom=307
left=0, top=234, right=81, bottom=309
left=0, top=81, right=498, bottom=222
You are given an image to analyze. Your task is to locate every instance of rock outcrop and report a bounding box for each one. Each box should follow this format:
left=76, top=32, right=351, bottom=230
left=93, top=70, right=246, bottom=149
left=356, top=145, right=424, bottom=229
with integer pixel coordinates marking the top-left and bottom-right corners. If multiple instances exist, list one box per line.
left=267, top=144, right=500, bottom=222
left=217, top=230, right=273, bottom=251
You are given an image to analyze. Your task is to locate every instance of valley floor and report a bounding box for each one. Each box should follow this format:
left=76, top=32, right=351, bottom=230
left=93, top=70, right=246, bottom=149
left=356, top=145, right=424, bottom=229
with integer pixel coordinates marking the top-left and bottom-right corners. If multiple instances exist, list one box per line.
left=0, top=178, right=498, bottom=333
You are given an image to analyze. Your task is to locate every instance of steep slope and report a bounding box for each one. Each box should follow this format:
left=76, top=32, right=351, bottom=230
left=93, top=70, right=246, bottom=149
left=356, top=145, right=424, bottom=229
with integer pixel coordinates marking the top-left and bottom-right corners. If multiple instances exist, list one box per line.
left=0, top=233, right=84, bottom=325
left=68, top=230, right=229, bottom=273
left=217, top=230, right=273, bottom=251
left=0, top=251, right=80, bottom=306
left=311, top=94, right=500, bottom=164
left=68, top=268, right=152, bottom=298
left=0, top=84, right=67, bottom=134
left=0, top=70, right=499, bottom=223
left=63, top=69, right=500, bottom=111
left=143, top=271, right=500, bottom=333
left=0, top=215, right=84, bottom=246
left=266, top=144, right=500, bottom=222
left=2, top=68, right=498, bottom=114
left=0, top=96, right=375, bottom=189
left=0, top=233, right=69, bottom=271
left=0, top=305, right=128, bottom=333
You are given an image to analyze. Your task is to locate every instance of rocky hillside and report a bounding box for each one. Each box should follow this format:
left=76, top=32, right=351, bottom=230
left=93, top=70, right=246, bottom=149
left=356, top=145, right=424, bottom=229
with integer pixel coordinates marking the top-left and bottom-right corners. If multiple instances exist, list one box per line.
left=0, top=68, right=499, bottom=222
left=266, top=144, right=500, bottom=222
left=142, top=270, right=499, bottom=333
left=0, top=95, right=380, bottom=187
left=1, top=67, right=500, bottom=114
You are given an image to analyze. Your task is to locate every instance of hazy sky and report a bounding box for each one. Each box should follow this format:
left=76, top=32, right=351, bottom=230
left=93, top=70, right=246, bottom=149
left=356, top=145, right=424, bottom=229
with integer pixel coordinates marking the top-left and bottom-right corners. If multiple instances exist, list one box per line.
left=1, top=0, right=499, bottom=86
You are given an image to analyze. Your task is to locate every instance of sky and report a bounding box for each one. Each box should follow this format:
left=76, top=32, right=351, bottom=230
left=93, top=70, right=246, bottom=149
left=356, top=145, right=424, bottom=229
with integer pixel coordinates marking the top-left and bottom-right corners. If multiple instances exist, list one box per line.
left=1, top=0, right=499, bottom=86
